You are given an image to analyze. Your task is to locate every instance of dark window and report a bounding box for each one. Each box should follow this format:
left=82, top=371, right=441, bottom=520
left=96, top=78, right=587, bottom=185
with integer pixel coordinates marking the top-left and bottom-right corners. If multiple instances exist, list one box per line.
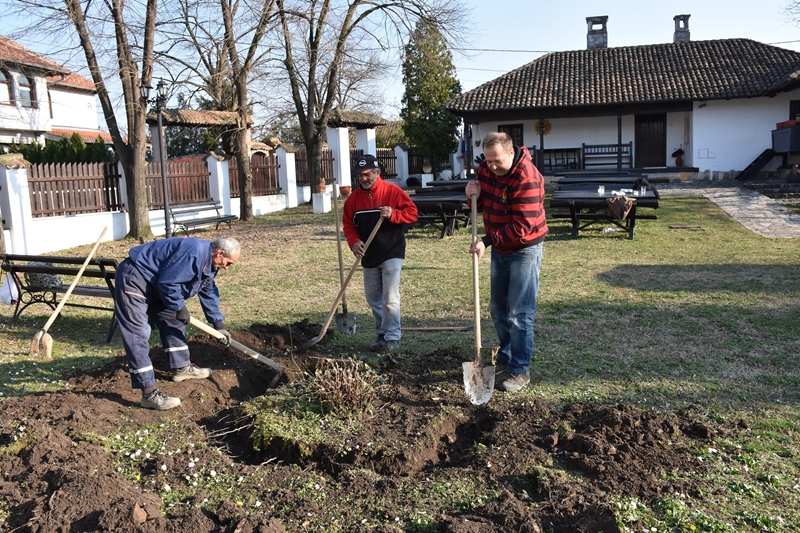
left=790, top=100, right=800, bottom=121
left=19, top=74, right=35, bottom=108
left=498, top=124, right=523, bottom=147
left=0, top=70, right=12, bottom=105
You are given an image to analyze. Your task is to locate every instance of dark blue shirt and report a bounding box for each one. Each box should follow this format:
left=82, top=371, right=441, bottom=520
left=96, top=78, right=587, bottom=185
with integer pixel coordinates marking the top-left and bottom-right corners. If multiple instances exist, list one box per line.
left=128, top=237, right=223, bottom=325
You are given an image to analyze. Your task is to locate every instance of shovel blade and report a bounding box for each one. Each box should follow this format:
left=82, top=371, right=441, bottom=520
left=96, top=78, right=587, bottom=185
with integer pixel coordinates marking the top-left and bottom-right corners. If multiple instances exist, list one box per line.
left=335, top=312, right=356, bottom=334
left=30, top=330, right=53, bottom=359
left=462, top=362, right=495, bottom=405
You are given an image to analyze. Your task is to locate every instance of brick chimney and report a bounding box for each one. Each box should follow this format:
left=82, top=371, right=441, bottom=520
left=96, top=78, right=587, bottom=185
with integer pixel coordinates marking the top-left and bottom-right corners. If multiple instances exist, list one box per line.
left=674, top=14, right=690, bottom=43
left=586, top=16, right=608, bottom=49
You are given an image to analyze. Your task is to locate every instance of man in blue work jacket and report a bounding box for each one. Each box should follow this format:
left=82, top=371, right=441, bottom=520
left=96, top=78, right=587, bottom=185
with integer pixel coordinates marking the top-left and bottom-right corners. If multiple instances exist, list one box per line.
left=114, top=236, right=240, bottom=410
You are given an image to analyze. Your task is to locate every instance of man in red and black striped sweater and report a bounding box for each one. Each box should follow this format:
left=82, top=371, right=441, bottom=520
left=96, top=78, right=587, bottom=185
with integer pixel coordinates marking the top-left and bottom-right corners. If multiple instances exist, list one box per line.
left=466, top=132, right=548, bottom=393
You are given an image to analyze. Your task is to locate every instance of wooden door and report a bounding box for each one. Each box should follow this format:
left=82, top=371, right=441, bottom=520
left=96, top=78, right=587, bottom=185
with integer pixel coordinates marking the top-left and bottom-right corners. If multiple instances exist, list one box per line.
left=635, top=114, right=666, bottom=167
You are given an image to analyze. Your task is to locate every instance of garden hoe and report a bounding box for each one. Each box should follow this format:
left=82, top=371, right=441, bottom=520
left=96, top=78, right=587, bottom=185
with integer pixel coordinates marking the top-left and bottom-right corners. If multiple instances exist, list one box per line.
left=331, top=181, right=356, bottom=334
left=298, top=216, right=384, bottom=351
left=189, top=317, right=284, bottom=388
left=30, top=226, right=108, bottom=359
left=462, top=197, right=495, bottom=405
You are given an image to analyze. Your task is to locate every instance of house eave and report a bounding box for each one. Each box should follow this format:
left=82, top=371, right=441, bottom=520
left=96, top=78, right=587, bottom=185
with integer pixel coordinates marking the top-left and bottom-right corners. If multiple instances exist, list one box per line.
left=452, top=101, right=695, bottom=124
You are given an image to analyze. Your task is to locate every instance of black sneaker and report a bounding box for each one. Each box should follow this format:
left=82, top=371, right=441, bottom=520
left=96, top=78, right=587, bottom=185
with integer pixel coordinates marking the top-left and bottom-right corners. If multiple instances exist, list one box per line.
left=498, top=372, right=530, bottom=393
left=368, top=334, right=386, bottom=352
left=172, top=364, right=213, bottom=382
left=141, top=389, right=181, bottom=410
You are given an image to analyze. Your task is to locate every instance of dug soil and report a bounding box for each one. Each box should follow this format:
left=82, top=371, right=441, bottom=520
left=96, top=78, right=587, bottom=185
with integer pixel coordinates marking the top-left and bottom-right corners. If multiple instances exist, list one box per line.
left=0, top=322, right=725, bottom=533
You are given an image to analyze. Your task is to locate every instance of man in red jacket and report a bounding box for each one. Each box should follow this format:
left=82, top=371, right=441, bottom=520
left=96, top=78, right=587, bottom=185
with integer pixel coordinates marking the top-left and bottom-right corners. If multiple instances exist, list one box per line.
left=466, top=132, right=548, bottom=393
left=343, top=154, right=418, bottom=352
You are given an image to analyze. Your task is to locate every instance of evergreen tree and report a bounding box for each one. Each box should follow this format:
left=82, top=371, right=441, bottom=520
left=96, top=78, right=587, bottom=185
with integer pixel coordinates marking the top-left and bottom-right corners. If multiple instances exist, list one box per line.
left=400, top=20, right=462, bottom=177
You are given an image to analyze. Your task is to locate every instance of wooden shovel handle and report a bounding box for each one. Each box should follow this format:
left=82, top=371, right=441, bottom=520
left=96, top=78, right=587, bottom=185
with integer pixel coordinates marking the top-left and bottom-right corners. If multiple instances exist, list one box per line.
left=316, top=216, right=384, bottom=337
left=41, top=226, right=108, bottom=334
left=471, top=196, right=481, bottom=364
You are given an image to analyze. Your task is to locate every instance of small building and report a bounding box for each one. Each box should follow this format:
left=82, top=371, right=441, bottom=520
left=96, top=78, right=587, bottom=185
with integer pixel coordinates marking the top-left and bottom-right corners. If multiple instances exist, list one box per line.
left=0, top=35, right=110, bottom=150
left=446, top=15, right=800, bottom=177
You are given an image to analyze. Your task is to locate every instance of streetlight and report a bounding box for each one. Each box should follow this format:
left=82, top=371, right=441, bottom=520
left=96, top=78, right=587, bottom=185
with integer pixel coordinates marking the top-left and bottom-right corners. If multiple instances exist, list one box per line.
left=140, top=78, right=172, bottom=238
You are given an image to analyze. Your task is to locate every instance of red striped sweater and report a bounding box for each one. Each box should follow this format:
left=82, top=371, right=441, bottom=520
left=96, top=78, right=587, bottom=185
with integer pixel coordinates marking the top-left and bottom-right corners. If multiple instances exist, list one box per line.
left=472, top=145, right=548, bottom=253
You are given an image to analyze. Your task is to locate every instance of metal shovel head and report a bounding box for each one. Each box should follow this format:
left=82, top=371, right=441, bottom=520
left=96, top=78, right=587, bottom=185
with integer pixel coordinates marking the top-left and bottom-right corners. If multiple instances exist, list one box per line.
left=335, top=311, right=356, bottom=334
left=29, top=330, right=53, bottom=359
left=462, top=361, right=495, bottom=405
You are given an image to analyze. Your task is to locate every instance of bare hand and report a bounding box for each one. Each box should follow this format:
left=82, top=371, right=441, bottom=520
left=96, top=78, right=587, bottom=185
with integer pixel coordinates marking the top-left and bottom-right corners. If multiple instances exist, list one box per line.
left=469, top=240, right=486, bottom=260
left=380, top=206, right=392, bottom=219
left=352, top=241, right=365, bottom=258
left=465, top=180, right=481, bottom=198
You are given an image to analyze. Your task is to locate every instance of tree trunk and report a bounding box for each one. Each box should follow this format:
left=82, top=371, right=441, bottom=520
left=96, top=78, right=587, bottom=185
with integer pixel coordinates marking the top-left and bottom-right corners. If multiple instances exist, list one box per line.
left=308, top=132, right=326, bottom=194
left=236, top=112, right=253, bottom=222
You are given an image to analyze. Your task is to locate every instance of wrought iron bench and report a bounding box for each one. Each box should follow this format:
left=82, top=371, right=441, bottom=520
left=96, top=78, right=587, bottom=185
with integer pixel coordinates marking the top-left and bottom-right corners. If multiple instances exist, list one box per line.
left=581, top=143, right=633, bottom=168
left=169, top=201, right=238, bottom=236
left=0, top=254, right=118, bottom=342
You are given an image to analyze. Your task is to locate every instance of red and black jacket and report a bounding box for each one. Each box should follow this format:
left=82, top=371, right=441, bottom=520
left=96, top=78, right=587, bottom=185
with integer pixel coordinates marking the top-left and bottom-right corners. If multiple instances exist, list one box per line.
left=471, top=145, right=548, bottom=253
left=342, top=178, right=419, bottom=268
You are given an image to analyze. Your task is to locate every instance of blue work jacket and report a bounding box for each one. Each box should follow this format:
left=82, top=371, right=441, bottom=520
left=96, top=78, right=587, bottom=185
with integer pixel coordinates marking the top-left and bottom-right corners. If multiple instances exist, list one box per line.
left=128, top=237, right=224, bottom=326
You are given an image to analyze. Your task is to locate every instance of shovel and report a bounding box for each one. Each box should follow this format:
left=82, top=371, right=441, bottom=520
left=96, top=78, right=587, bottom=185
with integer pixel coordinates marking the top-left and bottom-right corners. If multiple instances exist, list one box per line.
left=189, top=317, right=285, bottom=388
left=30, top=226, right=108, bottom=358
left=462, top=196, right=495, bottom=405
left=331, top=180, right=356, bottom=334
left=298, top=216, right=384, bottom=351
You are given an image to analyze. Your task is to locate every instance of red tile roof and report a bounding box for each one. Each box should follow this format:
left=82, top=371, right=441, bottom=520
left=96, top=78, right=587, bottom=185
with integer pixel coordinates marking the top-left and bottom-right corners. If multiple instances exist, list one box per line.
left=0, top=35, right=69, bottom=75
left=47, top=128, right=114, bottom=144
left=47, top=72, right=96, bottom=91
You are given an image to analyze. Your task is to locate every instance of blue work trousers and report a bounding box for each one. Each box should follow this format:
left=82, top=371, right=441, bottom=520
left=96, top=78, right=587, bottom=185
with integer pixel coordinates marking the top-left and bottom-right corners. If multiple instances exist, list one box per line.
left=362, top=258, right=403, bottom=342
left=115, top=259, right=192, bottom=390
left=489, top=243, right=543, bottom=375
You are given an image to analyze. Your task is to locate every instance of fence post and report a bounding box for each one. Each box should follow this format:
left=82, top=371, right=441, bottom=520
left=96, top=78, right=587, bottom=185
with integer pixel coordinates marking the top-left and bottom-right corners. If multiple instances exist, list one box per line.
left=394, top=144, right=409, bottom=188
left=206, top=155, right=232, bottom=215
left=326, top=126, right=351, bottom=189
left=0, top=155, right=33, bottom=254
left=277, top=146, right=298, bottom=209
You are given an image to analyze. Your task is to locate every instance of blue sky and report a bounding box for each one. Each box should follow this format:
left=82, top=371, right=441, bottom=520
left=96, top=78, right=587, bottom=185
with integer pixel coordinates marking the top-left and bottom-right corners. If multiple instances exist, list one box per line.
left=5, top=0, right=800, bottom=124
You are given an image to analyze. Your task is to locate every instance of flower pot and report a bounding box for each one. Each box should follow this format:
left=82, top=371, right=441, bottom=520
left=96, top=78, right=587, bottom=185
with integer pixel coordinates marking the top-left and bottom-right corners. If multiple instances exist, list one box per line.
left=339, top=186, right=352, bottom=197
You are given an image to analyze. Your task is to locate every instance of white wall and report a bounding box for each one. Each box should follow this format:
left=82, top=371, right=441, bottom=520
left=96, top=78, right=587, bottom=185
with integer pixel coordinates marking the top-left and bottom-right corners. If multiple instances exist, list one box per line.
left=49, top=88, right=99, bottom=131
left=230, top=194, right=287, bottom=217
left=0, top=72, right=49, bottom=145
left=470, top=90, right=799, bottom=172
left=692, top=91, right=797, bottom=172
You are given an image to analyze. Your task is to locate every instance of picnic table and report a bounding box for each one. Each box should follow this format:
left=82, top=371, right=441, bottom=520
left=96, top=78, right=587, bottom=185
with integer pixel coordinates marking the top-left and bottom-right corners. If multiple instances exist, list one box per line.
left=412, top=179, right=469, bottom=194
left=549, top=188, right=660, bottom=240
left=409, top=190, right=469, bottom=238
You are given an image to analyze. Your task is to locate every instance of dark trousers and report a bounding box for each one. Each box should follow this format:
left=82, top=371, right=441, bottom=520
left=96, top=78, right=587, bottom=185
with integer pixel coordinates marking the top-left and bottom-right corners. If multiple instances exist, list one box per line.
left=114, top=259, right=192, bottom=390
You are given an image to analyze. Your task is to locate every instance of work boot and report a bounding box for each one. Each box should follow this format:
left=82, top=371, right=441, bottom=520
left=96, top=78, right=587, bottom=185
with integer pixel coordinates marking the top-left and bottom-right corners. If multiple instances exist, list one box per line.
left=368, top=334, right=386, bottom=352
left=385, top=340, right=400, bottom=353
left=141, top=389, right=181, bottom=410
left=498, top=372, right=530, bottom=393
left=172, top=364, right=213, bottom=382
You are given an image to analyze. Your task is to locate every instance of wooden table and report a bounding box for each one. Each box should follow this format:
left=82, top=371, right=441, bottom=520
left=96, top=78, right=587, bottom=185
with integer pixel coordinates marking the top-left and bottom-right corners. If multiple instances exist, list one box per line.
left=549, top=189, right=660, bottom=239
left=409, top=190, right=469, bottom=238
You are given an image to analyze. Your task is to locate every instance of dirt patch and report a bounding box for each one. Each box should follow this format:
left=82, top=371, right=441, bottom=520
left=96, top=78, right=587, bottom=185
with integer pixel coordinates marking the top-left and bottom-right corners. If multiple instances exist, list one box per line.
left=0, top=322, right=724, bottom=532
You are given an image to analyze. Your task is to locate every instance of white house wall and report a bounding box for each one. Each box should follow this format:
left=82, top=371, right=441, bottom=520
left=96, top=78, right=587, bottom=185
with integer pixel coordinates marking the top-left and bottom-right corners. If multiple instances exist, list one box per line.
left=49, top=88, right=99, bottom=131
left=0, top=73, right=49, bottom=144
left=692, top=92, right=797, bottom=173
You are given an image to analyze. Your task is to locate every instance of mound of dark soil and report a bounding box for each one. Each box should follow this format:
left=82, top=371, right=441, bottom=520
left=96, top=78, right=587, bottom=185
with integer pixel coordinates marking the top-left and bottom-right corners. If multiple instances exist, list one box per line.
left=0, top=321, right=726, bottom=532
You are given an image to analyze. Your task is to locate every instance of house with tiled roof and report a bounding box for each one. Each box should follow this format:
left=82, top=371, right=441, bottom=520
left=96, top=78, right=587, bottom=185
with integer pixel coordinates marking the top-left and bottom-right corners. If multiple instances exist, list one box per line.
left=446, top=15, right=800, bottom=176
left=0, top=35, right=110, bottom=149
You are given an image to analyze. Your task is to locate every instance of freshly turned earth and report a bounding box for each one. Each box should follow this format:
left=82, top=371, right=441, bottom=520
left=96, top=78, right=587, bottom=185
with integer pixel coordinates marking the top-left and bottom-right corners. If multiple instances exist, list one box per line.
left=0, top=321, right=718, bottom=533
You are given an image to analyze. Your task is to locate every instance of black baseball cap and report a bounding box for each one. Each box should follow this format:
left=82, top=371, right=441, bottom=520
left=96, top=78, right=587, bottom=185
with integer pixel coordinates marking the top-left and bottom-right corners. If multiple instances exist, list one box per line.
left=354, top=154, right=380, bottom=175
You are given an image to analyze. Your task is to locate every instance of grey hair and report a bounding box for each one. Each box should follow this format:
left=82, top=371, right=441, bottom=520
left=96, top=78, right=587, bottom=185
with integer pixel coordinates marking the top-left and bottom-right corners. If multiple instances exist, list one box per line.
left=212, top=236, right=240, bottom=257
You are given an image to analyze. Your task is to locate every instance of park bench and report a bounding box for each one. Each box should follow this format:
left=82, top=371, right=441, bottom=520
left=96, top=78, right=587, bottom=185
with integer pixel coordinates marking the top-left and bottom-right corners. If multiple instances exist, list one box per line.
left=0, top=254, right=118, bottom=342
left=169, top=201, right=238, bottom=236
left=581, top=142, right=633, bottom=169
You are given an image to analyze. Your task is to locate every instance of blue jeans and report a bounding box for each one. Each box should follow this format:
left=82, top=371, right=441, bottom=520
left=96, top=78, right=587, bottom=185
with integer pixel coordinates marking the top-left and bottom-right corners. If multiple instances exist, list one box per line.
left=363, top=258, right=403, bottom=341
left=489, top=243, right=543, bottom=374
